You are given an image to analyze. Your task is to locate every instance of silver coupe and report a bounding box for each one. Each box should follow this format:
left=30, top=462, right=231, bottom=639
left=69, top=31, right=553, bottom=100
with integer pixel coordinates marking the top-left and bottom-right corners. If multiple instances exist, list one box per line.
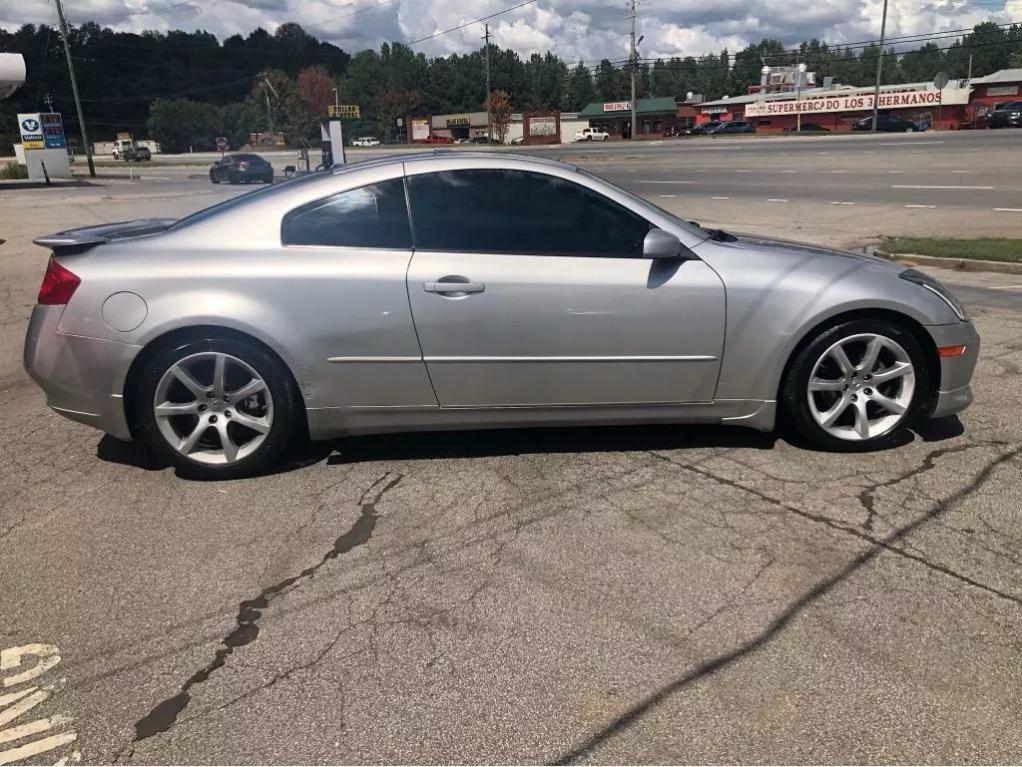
left=25, top=153, right=978, bottom=478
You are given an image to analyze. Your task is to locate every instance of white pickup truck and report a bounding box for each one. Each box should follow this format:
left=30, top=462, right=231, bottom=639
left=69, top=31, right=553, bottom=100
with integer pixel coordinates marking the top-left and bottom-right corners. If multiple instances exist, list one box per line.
left=575, top=127, right=610, bottom=141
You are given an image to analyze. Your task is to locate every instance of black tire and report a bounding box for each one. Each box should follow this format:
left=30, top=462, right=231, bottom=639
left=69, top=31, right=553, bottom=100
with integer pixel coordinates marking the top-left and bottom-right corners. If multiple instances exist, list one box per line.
left=781, top=319, right=931, bottom=452
left=210, top=171, right=220, bottom=184
left=134, top=336, right=300, bottom=479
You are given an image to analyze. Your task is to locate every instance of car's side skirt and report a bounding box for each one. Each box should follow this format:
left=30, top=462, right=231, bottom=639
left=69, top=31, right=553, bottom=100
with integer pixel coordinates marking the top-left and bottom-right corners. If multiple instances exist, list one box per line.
left=305, top=399, right=777, bottom=440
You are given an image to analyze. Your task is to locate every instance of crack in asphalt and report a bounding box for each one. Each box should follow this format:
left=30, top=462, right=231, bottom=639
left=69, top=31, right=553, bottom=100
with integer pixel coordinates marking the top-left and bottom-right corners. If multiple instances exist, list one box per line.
left=552, top=443, right=1022, bottom=764
left=858, top=443, right=979, bottom=531
left=652, top=442, right=1022, bottom=606
left=129, top=472, right=403, bottom=746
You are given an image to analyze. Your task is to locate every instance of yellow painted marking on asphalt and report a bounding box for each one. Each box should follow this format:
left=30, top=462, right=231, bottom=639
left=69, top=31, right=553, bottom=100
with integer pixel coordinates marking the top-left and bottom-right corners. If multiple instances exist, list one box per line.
left=0, top=645, right=60, bottom=688
left=0, top=645, right=77, bottom=765
left=0, top=714, right=72, bottom=744
left=0, top=731, right=77, bottom=765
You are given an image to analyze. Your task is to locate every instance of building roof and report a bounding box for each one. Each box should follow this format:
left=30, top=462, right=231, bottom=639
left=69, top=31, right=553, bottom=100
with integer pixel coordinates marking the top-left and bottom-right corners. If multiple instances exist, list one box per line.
left=696, top=68, right=1022, bottom=109
left=697, top=79, right=948, bottom=108
left=578, top=97, right=677, bottom=118
left=969, top=68, right=1022, bottom=85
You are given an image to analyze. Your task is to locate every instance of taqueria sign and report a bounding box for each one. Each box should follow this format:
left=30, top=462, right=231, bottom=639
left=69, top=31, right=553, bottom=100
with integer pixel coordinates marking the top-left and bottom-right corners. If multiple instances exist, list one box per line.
left=744, top=86, right=969, bottom=117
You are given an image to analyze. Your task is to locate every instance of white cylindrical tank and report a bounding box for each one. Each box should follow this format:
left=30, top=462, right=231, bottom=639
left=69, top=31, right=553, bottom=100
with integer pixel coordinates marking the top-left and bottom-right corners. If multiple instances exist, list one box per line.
left=0, top=53, right=26, bottom=99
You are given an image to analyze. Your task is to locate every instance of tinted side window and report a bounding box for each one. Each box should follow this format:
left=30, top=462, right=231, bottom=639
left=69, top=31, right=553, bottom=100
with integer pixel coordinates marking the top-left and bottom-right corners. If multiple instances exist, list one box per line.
left=406, top=169, right=651, bottom=257
left=282, top=178, right=411, bottom=248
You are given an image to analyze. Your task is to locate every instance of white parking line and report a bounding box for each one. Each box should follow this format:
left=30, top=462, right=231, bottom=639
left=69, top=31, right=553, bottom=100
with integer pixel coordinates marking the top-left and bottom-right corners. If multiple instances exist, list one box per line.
left=905, top=204, right=937, bottom=208
left=658, top=194, right=677, bottom=198
left=879, top=141, right=945, bottom=146
left=830, top=201, right=856, bottom=205
left=888, top=170, right=904, bottom=174
left=892, top=184, right=994, bottom=190
left=780, top=169, right=796, bottom=173
left=767, top=198, right=789, bottom=203
left=711, top=196, right=730, bottom=200
left=950, top=170, right=971, bottom=174
left=831, top=170, right=848, bottom=173
left=987, top=284, right=1022, bottom=290
left=636, top=180, right=696, bottom=184
left=993, top=207, right=1022, bottom=212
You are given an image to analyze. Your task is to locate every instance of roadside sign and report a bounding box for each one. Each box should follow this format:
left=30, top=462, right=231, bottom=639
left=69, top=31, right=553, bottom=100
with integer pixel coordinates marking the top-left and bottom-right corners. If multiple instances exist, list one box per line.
left=328, top=104, right=360, bottom=119
left=41, top=112, right=66, bottom=149
left=17, top=113, right=44, bottom=150
left=933, top=71, right=950, bottom=90
left=396, top=117, right=403, bottom=127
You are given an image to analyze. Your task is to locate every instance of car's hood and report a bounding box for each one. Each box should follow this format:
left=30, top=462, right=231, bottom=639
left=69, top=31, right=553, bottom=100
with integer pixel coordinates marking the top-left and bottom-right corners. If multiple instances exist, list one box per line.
left=726, top=232, right=897, bottom=268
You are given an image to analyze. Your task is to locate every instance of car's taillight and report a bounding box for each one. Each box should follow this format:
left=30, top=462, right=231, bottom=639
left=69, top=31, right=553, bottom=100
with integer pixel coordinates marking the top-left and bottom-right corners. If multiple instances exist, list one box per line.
left=238, top=161, right=249, bottom=170
left=38, top=258, right=80, bottom=305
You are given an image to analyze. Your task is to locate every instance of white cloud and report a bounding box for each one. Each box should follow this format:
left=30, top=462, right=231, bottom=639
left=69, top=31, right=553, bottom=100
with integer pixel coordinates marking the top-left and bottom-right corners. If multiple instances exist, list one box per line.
left=1, top=0, right=1014, bottom=60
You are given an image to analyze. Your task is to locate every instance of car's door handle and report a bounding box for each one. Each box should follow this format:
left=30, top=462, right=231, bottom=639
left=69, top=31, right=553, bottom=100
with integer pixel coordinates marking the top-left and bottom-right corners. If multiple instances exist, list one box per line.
left=424, top=280, right=485, bottom=295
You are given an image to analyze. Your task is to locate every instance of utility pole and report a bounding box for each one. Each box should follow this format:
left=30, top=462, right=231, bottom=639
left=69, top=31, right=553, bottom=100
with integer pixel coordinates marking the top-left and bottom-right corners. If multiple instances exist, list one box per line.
left=628, top=0, right=637, bottom=140
left=870, top=0, right=889, bottom=134
left=967, top=54, right=975, bottom=127
left=263, top=76, right=278, bottom=139
left=483, top=24, right=492, bottom=142
left=53, top=0, right=94, bottom=177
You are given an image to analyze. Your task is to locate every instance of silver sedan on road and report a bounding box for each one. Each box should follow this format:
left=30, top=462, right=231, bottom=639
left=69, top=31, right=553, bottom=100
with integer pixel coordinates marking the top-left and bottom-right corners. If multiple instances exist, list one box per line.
left=25, top=153, right=979, bottom=479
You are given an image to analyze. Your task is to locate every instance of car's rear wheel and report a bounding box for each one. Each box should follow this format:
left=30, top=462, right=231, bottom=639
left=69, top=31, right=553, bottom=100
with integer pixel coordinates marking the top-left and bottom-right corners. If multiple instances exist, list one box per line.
left=134, top=337, right=300, bottom=479
left=782, top=319, right=930, bottom=451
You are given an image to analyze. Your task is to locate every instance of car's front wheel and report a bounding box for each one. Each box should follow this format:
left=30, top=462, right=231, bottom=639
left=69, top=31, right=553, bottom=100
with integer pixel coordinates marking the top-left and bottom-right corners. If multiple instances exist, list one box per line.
left=134, top=337, right=300, bottom=479
left=210, top=171, right=220, bottom=184
left=782, top=319, right=930, bottom=451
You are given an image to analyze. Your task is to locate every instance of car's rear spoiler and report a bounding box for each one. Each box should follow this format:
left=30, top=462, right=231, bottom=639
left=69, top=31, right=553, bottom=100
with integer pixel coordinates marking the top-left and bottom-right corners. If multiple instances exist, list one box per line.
left=34, top=218, right=177, bottom=254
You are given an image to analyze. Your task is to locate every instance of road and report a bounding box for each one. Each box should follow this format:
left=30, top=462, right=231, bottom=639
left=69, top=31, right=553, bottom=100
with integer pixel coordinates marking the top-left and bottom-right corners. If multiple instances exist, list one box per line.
left=89, top=129, right=1022, bottom=246
left=2, top=134, right=1022, bottom=764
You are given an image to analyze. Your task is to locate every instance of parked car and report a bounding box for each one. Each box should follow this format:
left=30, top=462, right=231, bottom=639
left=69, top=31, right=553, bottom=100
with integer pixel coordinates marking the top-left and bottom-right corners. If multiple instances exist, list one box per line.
left=351, top=136, right=381, bottom=147
left=783, top=122, right=830, bottom=133
left=112, top=138, right=151, bottom=161
left=684, top=122, right=721, bottom=135
left=467, top=135, right=499, bottom=145
left=575, top=127, right=610, bottom=141
left=709, top=121, right=756, bottom=135
left=986, top=101, right=1022, bottom=128
left=209, top=154, right=274, bottom=185
left=851, top=114, right=919, bottom=132
left=25, top=153, right=978, bottom=478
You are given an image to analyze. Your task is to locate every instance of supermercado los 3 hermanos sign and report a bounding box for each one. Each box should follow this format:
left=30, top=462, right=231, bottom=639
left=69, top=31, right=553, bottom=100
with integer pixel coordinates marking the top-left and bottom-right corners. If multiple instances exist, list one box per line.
left=744, top=86, right=969, bottom=117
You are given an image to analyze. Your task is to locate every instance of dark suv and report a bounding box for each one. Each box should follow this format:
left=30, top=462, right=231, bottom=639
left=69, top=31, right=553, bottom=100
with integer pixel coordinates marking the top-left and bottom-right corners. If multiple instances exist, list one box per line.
left=987, top=101, right=1022, bottom=128
left=851, top=114, right=919, bottom=132
left=709, top=121, right=756, bottom=135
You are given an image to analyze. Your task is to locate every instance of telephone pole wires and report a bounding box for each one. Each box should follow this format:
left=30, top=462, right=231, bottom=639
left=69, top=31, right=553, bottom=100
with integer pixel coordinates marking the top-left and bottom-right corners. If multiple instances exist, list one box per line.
left=53, top=0, right=94, bottom=177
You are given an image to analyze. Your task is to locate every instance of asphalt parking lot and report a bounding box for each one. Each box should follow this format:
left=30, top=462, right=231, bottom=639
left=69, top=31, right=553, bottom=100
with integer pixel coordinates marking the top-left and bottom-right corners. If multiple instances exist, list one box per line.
left=2, top=134, right=1022, bottom=764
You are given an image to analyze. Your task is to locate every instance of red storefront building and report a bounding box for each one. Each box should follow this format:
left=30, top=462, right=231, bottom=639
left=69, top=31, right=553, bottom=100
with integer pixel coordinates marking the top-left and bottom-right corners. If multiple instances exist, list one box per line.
left=694, top=67, right=1022, bottom=132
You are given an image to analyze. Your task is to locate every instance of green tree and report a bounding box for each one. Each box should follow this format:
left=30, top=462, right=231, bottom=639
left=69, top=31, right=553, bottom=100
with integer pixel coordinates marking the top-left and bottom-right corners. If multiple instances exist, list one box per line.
left=147, top=98, right=220, bottom=152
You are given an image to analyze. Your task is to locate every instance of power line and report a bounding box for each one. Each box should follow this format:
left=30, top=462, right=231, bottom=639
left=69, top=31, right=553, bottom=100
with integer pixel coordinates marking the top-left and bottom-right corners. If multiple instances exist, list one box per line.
left=406, top=0, right=542, bottom=46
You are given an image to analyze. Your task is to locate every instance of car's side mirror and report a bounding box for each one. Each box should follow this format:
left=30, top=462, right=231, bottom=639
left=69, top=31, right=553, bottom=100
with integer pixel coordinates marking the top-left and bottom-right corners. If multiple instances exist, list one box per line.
left=642, top=228, right=693, bottom=260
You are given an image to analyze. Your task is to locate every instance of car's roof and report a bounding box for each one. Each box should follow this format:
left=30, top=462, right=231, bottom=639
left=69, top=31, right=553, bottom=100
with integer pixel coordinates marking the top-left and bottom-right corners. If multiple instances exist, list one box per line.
left=330, top=151, right=577, bottom=176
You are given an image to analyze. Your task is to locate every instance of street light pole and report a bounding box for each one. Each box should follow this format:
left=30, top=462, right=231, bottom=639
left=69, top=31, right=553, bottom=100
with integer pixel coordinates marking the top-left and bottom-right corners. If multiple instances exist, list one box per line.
left=628, top=0, right=637, bottom=140
left=870, top=0, right=889, bottom=134
left=53, top=0, right=94, bottom=177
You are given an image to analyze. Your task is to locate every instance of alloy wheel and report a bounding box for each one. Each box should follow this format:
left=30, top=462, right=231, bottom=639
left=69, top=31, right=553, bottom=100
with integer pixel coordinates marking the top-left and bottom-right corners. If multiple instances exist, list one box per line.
left=153, top=351, right=273, bottom=465
left=806, top=333, right=916, bottom=441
